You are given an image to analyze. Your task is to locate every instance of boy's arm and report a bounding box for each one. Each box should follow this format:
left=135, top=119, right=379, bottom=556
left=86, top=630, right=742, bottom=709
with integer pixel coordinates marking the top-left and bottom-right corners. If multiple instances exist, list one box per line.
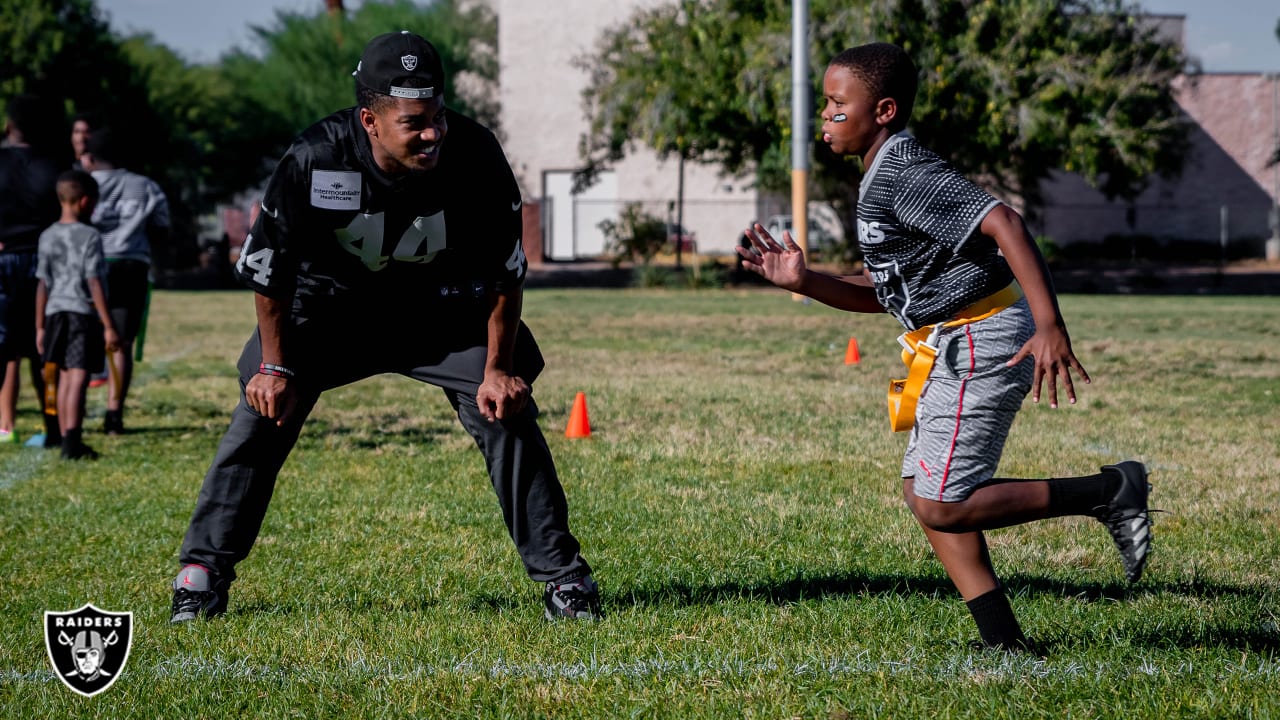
left=981, top=204, right=1089, bottom=407
left=86, top=277, right=119, bottom=352
left=736, top=224, right=884, bottom=313
left=35, top=280, right=48, bottom=355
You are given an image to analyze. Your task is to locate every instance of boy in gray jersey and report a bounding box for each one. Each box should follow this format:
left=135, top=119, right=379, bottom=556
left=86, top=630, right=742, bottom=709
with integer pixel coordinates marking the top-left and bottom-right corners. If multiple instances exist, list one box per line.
left=738, top=43, right=1151, bottom=652
left=35, top=170, right=119, bottom=460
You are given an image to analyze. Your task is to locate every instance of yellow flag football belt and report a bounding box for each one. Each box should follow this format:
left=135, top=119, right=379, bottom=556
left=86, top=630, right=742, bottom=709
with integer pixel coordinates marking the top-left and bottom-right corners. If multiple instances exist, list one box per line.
left=886, top=282, right=1023, bottom=432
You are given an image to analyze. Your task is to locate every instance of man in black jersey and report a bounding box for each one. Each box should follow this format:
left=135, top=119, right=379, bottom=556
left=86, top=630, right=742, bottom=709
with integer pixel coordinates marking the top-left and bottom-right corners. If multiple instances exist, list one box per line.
left=0, top=95, right=62, bottom=446
left=171, top=31, right=601, bottom=623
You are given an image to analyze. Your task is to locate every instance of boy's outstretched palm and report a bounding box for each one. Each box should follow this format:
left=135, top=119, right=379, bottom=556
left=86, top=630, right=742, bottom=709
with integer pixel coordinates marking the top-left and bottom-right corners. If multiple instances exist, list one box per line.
left=736, top=224, right=807, bottom=293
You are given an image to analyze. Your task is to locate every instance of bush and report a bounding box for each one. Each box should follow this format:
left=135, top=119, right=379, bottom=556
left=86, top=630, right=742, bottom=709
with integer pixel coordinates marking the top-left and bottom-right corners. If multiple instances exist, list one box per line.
left=599, top=203, right=668, bottom=268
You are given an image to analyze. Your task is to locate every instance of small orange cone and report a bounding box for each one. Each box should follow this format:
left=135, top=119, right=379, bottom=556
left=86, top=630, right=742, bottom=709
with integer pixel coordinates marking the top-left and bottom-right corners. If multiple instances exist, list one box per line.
left=844, top=337, right=861, bottom=365
left=565, top=391, right=591, bottom=438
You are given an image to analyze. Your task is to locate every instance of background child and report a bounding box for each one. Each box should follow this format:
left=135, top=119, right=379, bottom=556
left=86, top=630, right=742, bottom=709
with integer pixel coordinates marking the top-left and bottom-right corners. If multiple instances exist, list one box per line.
left=35, top=170, right=118, bottom=460
left=737, top=43, right=1152, bottom=651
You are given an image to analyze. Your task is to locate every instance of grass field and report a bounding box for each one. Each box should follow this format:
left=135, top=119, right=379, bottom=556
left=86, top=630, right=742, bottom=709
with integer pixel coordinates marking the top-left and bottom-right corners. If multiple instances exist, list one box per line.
left=1, top=287, right=1278, bottom=718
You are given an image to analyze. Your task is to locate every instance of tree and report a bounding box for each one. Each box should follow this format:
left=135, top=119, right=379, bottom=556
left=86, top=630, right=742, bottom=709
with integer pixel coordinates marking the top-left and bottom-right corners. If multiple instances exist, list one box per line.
left=863, top=0, right=1189, bottom=210
left=0, top=0, right=145, bottom=157
left=219, top=0, right=499, bottom=148
left=578, top=0, right=1191, bottom=259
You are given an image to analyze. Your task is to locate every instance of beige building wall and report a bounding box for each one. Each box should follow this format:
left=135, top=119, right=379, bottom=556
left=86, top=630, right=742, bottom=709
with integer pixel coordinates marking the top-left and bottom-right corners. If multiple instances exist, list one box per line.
left=1038, top=73, right=1280, bottom=251
left=496, top=0, right=758, bottom=258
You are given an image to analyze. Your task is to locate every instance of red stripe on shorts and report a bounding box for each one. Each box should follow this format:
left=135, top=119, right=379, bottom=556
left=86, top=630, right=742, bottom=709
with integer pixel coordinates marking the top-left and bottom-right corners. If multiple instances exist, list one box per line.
left=936, top=324, right=977, bottom=500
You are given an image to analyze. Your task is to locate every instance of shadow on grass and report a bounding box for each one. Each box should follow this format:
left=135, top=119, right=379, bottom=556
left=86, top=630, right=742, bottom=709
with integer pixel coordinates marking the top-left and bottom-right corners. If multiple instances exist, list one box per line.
left=224, top=570, right=1278, bottom=651
left=618, top=569, right=1280, bottom=652
left=296, top=419, right=457, bottom=451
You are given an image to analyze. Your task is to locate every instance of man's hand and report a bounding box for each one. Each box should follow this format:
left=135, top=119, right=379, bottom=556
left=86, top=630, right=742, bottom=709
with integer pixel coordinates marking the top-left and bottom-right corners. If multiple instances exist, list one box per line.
left=477, top=370, right=530, bottom=422
left=245, top=372, right=297, bottom=427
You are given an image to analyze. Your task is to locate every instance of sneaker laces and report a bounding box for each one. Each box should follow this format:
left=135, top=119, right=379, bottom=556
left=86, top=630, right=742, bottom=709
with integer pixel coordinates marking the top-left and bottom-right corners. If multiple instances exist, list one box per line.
left=547, top=577, right=602, bottom=619
left=171, top=586, right=217, bottom=614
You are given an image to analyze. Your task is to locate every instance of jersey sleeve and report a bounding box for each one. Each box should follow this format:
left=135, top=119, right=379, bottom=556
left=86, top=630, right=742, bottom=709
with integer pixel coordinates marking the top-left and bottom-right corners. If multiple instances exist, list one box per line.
left=892, top=154, right=1002, bottom=252
left=146, top=179, right=171, bottom=232
left=236, top=152, right=305, bottom=298
left=34, top=229, right=52, bottom=286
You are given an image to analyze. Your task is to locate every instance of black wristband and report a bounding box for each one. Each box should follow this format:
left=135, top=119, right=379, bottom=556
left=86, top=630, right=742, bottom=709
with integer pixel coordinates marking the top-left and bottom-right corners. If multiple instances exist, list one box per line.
left=259, top=362, right=295, bottom=379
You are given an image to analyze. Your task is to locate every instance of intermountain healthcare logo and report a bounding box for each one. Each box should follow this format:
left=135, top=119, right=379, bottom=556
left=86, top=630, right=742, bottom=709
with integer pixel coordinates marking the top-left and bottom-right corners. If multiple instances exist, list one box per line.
left=44, top=604, right=133, bottom=697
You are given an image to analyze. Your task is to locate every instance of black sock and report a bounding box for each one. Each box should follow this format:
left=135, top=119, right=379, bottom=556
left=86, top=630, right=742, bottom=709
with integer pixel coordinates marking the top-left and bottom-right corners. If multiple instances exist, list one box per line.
left=966, top=587, right=1027, bottom=651
left=1047, top=471, right=1120, bottom=517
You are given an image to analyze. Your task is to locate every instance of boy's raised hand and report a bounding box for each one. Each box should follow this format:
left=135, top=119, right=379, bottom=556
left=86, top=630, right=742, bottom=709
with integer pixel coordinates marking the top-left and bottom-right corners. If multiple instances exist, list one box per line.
left=735, top=223, right=807, bottom=293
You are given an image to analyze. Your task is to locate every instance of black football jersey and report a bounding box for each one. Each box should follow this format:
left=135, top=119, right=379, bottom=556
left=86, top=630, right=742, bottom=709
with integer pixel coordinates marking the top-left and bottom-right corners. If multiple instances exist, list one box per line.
left=238, top=107, right=525, bottom=318
left=857, top=133, right=1013, bottom=330
left=0, top=146, right=60, bottom=253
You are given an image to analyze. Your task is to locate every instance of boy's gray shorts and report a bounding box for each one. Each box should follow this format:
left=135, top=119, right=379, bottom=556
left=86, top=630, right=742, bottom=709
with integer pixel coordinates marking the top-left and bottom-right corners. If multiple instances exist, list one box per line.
left=902, top=298, right=1034, bottom=503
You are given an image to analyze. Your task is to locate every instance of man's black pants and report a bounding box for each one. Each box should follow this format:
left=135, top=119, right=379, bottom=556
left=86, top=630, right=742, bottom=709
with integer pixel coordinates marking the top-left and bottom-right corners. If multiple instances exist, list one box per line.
left=177, top=319, right=591, bottom=586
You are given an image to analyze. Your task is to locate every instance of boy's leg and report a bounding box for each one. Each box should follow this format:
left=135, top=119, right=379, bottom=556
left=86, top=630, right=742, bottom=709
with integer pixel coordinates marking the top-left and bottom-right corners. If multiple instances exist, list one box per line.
left=0, top=358, right=17, bottom=435
left=910, top=506, right=1027, bottom=651
left=907, top=463, right=1152, bottom=582
left=56, top=368, right=89, bottom=432
left=56, top=367, right=98, bottom=460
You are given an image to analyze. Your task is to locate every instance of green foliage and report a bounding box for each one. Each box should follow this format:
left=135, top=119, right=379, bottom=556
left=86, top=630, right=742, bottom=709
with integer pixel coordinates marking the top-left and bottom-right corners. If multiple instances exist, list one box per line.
left=579, top=0, right=1190, bottom=228
left=598, top=202, right=670, bottom=267
left=1035, top=234, right=1061, bottom=263
left=872, top=0, right=1190, bottom=208
left=0, top=0, right=141, bottom=156
left=220, top=0, right=499, bottom=145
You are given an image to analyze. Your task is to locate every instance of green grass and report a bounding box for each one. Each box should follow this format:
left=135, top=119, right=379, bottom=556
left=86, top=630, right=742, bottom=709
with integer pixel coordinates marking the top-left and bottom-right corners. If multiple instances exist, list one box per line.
left=2, top=288, right=1278, bottom=718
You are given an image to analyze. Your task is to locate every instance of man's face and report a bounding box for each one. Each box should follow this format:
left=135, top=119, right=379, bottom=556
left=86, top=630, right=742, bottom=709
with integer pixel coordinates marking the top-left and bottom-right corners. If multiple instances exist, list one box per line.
left=360, top=95, right=448, bottom=175
left=71, top=120, right=91, bottom=159
left=820, top=65, right=891, bottom=160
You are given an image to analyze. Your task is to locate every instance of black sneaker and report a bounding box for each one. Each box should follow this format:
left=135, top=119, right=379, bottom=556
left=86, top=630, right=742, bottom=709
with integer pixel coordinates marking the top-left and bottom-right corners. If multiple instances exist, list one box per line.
left=543, top=575, right=603, bottom=620
left=61, top=442, right=99, bottom=461
left=171, top=564, right=229, bottom=623
left=1095, top=461, right=1152, bottom=582
left=103, top=410, right=124, bottom=436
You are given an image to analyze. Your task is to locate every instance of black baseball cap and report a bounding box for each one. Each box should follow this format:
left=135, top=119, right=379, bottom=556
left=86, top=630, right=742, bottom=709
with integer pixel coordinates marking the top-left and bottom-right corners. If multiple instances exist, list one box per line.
left=352, top=31, right=445, bottom=100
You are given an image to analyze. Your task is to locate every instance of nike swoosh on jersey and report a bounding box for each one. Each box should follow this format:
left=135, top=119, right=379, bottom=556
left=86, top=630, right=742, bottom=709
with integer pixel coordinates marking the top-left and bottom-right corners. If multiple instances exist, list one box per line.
left=511, top=200, right=522, bottom=211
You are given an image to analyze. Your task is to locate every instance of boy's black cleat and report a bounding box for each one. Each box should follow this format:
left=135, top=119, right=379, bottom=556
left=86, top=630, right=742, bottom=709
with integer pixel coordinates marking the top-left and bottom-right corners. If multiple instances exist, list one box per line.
left=171, top=564, right=229, bottom=623
left=103, top=410, right=124, bottom=436
left=1095, top=461, right=1152, bottom=582
left=543, top=575, right=603, bottom=621
left=60, top=442, right=99, bottom=461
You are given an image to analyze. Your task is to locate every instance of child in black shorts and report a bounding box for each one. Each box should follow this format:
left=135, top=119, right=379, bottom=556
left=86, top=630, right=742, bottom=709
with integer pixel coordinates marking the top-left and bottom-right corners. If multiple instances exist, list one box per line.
left=35, top=170, right=119, bottom=460
left=738, top=43, right=1152, bottom=651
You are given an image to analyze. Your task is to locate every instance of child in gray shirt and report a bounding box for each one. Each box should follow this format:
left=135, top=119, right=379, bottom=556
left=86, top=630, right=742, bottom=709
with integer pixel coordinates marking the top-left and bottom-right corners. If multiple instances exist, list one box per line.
left=35, top=170, right=118, bottom=459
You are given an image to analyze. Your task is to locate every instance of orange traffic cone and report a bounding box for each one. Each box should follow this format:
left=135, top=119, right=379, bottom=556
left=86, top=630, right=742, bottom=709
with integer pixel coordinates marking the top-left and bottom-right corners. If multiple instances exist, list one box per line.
left=565, top=392, right=591, bottom=438
left=844, top=337, right=861, bottom=365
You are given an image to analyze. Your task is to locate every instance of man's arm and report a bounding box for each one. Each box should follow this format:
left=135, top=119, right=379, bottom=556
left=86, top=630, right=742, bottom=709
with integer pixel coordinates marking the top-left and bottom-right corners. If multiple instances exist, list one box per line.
left=244, top=292, right=297, bottom=426
left=475, top=286, right=529, bottom=422
left=35, top=279, right=48, bottom=355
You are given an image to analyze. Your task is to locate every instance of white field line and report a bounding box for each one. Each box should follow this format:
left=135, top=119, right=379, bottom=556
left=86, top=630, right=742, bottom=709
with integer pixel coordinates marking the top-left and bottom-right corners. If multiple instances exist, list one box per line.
left=0, top=449, right=48, bottom=491
left=5, top=651, right=1280, bottom=685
